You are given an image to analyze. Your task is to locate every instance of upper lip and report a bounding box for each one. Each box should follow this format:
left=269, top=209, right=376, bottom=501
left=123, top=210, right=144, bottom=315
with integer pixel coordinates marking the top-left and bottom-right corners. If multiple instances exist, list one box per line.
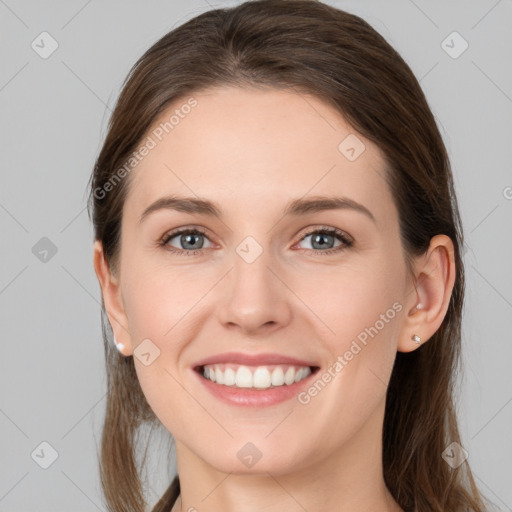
left=193, top=352, right=319, bottom=369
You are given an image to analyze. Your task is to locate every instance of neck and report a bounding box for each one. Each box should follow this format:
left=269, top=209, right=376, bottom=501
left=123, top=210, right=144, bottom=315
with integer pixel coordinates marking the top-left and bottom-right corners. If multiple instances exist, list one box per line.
left=171, top=401, right=402, bottom=512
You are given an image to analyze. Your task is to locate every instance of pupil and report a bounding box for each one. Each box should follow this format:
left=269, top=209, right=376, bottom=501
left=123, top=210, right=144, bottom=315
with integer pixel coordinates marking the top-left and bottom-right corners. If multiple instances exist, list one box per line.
left=183, top=234, right=202, bottom=249
left=314, top=234, right=333, bottom=249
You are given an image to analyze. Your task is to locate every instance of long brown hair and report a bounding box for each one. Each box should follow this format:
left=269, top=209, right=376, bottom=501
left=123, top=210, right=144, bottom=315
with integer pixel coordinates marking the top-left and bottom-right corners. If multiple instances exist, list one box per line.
left=88, top=1, right=489, bottom=510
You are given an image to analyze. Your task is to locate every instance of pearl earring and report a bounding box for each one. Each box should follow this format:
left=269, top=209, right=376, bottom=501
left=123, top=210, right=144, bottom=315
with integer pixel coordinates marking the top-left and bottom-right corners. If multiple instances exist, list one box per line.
left=413, top=303, right=423, bottom=343
left=113, top=334, right=125, bottom=353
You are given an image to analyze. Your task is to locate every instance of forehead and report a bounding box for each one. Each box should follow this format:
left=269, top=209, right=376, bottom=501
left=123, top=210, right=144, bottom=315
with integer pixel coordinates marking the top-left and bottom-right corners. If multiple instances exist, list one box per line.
left=124, top=86, right=396, bottom=227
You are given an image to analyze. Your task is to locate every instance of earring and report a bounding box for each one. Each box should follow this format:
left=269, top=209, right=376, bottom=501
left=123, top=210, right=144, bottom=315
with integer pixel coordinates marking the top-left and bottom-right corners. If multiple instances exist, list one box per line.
left=415, top=303, right=424, bottom=310
left=113, top=334, right=125, bottom=353
left=412, top=334, right=421, bottom=344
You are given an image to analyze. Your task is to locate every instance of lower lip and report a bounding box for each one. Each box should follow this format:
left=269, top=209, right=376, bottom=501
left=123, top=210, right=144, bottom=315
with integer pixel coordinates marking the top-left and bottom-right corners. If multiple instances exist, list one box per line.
left=193, top=367, right=319, bottom=407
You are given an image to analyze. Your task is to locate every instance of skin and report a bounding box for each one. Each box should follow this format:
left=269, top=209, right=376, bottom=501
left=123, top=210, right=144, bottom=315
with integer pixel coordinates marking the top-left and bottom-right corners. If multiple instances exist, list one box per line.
left=94, top=86, right=455, bottom=512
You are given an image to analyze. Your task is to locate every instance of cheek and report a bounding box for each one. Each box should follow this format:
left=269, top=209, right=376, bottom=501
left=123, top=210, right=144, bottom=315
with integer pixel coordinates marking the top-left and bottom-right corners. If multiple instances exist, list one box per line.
left=305, top=257, right=404, bottom=349
left=306, top=256, right=404, bottom=398
left=122, top=262, right=205, bottom=343
left=123, top=267, right=203, bottom=433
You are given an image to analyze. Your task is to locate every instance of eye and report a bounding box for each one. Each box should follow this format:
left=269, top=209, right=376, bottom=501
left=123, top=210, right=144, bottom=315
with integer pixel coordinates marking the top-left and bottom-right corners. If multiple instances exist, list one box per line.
left=160, top=227, right=213, bottom=256
left=159, top=225, right=353, bottom=256
left=295, top=226, right=353, bottom=255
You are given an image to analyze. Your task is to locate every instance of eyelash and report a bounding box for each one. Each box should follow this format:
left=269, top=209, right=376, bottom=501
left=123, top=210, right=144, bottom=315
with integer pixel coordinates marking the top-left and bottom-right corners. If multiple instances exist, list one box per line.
left=158, top=226, right=353, bottom=257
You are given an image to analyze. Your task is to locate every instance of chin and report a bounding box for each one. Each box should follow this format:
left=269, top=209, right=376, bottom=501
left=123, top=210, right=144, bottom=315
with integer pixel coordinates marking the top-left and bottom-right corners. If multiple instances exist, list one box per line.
left=199, top=444, right=314, bottom=477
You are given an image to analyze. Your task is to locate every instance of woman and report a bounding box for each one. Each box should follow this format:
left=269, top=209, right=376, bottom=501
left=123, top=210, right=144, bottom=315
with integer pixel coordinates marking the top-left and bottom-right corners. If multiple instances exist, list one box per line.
left=88, top=1, right=489, bottom=510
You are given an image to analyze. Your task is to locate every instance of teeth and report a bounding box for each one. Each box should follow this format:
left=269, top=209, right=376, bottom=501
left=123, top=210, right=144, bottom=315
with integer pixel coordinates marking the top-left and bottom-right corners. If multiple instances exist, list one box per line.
left=284, top=366, right=295, bottom=385
left=201, top=364, right=312, bottom=389
left=236, top=366, right=253, bottom=388
left=271, top=367, right=284, bottom=386
left=224, top=367, right=236, bottom=386
left=253, top=367, right=271, bottom=389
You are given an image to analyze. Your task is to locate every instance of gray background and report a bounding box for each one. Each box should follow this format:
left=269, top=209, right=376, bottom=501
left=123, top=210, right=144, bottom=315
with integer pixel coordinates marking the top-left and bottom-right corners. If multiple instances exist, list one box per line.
left=1, top=0, right=511, bottom=510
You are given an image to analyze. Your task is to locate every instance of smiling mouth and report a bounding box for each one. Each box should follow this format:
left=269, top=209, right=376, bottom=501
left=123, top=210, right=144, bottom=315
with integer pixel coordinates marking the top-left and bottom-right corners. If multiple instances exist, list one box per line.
left=195, top=363, right=320, bottom=390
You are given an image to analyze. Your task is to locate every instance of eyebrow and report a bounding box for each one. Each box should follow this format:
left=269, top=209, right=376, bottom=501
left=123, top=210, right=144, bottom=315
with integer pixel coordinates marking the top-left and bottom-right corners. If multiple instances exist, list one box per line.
left=139, top=194, right=376, bottom=224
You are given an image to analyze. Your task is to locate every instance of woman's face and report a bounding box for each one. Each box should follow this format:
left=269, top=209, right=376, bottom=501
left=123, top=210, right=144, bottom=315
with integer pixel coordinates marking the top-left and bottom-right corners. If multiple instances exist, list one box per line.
left=106, top=86, right=418, bottom=474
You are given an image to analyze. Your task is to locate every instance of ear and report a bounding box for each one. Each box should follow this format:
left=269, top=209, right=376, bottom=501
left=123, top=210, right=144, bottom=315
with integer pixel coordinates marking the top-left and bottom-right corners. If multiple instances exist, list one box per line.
left=397, top=234, right=456, bottom=353
left=93, top=240, right=133, bottom=356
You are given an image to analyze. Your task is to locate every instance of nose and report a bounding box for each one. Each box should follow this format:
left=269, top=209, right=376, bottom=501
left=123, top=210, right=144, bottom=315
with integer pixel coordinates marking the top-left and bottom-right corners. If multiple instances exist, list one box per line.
left=217, top=242, right=293, bottom=335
